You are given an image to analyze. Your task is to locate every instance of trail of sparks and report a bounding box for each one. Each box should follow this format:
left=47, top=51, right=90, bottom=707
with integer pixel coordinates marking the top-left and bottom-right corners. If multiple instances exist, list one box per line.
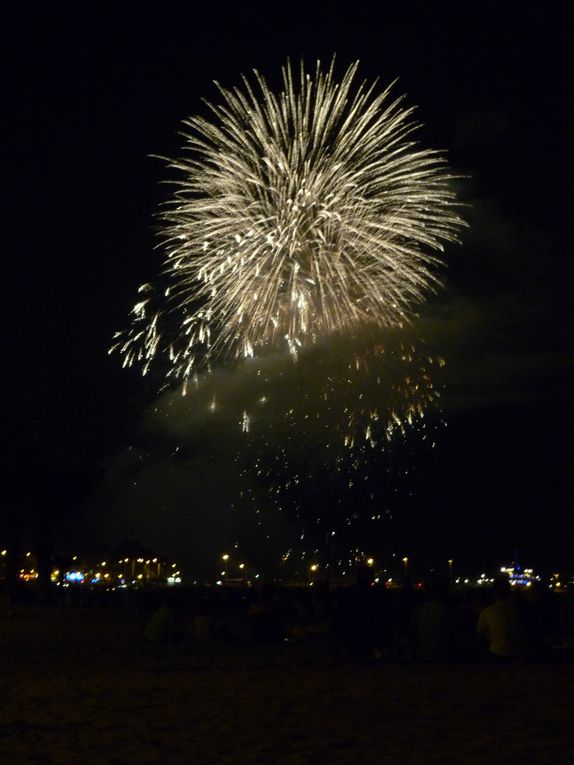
left=148, top=331, right=444, bottom=560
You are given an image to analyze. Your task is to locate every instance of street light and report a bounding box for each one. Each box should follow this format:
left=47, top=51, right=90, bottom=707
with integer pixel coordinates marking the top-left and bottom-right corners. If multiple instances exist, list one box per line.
left=366, top=558, right=374, bottom=567
left=222, top=554, right=229, bottom=577
left=402, top=557, right=409, bottom=581
left=448, top=559, right=454, bottom=584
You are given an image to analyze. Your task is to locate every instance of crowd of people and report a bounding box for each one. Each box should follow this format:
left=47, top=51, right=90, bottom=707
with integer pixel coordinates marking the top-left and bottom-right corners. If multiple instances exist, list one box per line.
left=142, top=568, right=574, bottom=663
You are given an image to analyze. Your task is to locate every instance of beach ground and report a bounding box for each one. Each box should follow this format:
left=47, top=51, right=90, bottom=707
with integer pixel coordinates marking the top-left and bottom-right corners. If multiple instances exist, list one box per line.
left=1, top=607, right=573, bottom=764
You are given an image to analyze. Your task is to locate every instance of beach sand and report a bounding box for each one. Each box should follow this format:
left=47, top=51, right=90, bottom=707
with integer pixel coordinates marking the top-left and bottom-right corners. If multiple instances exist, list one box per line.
left=1, top=607, right=573, bottom=764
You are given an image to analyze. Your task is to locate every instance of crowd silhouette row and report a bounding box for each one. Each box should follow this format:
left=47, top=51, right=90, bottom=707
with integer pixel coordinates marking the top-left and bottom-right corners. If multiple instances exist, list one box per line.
left=140, top=568, right=574, bottom=663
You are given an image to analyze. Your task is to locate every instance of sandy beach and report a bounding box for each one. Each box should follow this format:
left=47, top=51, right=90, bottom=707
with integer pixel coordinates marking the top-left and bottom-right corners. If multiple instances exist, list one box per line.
left=1, top=606, right=573, bottom=765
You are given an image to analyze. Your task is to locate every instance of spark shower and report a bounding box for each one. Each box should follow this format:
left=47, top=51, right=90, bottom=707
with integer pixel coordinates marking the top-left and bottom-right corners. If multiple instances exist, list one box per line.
left=112, top=57, right=465, bottom=556
left=113, top=59, right=464, bottom=391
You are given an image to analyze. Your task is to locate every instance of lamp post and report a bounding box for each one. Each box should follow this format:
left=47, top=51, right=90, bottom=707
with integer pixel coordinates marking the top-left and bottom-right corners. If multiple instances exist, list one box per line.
left=448, top=559, right=454, bottom=586
left=402, top=556, right=409, bottom=582
left=222, top=554, right=229, bottom=577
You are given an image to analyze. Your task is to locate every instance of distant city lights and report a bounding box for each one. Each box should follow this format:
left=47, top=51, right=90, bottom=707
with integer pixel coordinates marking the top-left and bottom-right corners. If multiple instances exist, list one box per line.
left=0, top=547, right=571, bottom=591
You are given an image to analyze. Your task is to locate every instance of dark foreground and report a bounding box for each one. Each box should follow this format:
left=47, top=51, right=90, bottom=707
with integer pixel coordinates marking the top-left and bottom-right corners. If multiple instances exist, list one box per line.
left=1, top=607, right=573, bottom=765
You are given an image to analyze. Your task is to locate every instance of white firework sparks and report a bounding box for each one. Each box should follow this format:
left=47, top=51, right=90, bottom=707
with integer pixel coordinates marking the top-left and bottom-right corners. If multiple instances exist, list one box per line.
left=112, top=59, right=464, bottom=379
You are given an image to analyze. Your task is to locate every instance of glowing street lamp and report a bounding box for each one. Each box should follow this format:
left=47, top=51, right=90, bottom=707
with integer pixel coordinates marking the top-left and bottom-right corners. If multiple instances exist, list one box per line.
left=222, top=554, right=230, bottom=577
left=402, top=556, right=409, bottom=580
left=366, top=558, right=374, bottom=567
left=448, top=559, right=454, bottom=583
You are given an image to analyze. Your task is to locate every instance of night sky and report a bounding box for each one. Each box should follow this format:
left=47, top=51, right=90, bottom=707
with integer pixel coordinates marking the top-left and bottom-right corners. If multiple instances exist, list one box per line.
left=4, top=4, right=573, bottom=574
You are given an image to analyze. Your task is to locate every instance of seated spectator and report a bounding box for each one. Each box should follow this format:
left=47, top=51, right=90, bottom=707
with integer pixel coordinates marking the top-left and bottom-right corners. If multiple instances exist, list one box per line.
left=521, top=580, right=554, bottom=659
left=144, top=603, right=174, bottom=644
left=413, top=578, right=454, bottom=661
left=248, top=585, right=282, bottom=642
left=192, top=599, right=213, bottom=641
left=333, top=566, right=389, bottom=660
left=477, top=578, right=525, bottom=660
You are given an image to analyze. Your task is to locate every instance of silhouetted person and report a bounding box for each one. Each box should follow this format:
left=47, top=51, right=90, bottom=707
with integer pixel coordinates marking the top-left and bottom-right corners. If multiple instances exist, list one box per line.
left=290, top=587, right=332, bottom=640
left=334, top=566, right=389, bottom=660
left=477, top=578, right=525, bottom=661
left=192, top=599, right=213, bottom=641
left=311, top=578, right=331, bottom=623
left=554, top=591, right=574, bottom=660
left=144, top=603, right=174, bottom=644
left=413, top=578, right=454, bottom=661
left=248, top=584, right=282, bottom=642
left=457, top=589, right=490, bottom=660
left=522, top=580, right=554, bottom=660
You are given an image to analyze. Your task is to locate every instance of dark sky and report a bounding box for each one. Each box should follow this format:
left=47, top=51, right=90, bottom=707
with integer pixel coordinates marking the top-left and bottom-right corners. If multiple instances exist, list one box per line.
left=4, top=4, right=573, bottom=572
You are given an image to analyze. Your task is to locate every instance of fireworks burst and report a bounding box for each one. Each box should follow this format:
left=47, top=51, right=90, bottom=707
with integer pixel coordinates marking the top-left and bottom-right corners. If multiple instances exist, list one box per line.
left=112, top=59, right=464, bottom=378
left=114, top=59, right=463, bottom=553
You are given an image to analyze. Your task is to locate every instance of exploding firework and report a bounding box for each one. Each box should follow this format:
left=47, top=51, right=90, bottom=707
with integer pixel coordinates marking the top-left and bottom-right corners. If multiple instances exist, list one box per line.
left=112, top=59, right=464, bottom=378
